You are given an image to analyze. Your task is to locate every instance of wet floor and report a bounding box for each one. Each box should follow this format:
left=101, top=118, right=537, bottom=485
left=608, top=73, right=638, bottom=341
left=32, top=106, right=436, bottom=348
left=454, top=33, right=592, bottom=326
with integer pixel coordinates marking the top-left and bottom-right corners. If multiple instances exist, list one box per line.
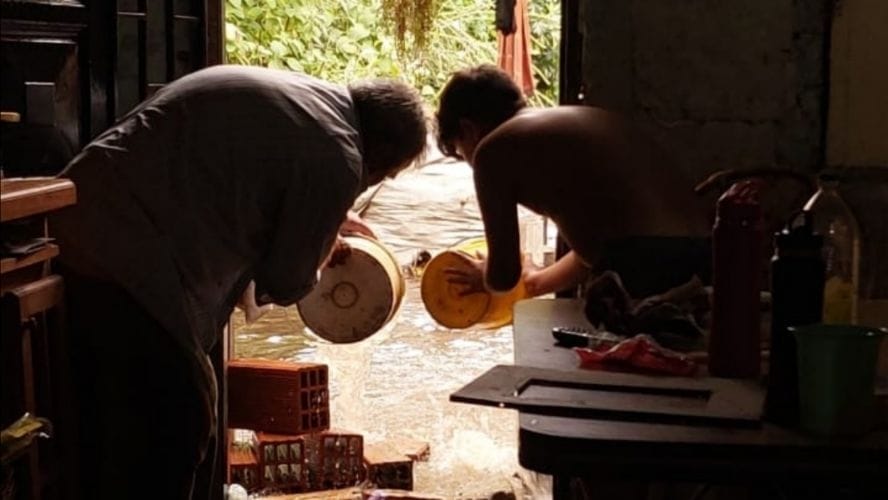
left=229, top=158, right=551, bottom=497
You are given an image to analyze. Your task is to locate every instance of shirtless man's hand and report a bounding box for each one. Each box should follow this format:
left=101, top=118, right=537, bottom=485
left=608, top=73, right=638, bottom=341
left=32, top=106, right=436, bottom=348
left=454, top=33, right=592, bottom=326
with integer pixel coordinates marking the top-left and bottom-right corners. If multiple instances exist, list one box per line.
left=443, top=251, right=487, bottom=296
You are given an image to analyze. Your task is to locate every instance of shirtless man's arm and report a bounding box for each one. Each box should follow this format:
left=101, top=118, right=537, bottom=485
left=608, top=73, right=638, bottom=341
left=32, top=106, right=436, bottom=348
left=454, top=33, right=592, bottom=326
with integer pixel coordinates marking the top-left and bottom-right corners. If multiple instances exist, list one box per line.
left=473, top=145, right=523, bottom=292
left=523, top=250, right=591, bottom=297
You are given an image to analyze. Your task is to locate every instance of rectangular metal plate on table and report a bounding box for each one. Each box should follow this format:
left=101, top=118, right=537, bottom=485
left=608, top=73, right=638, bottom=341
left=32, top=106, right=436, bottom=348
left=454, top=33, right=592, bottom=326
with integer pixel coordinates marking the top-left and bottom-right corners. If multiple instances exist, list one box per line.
left=450, top=364, right=765, bottom=428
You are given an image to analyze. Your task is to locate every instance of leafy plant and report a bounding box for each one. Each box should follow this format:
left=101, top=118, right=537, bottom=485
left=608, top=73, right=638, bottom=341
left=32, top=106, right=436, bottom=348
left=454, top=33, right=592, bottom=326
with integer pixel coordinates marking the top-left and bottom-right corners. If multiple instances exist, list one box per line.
left=225, top=0, right=560, bottom=107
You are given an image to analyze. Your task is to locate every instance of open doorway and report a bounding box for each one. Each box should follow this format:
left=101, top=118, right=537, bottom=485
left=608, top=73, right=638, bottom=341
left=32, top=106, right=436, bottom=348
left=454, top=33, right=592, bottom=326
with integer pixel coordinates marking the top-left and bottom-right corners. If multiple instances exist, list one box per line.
left=224, top=0, right=561, bottom=497
left=224, top=0, right=561, bottom=107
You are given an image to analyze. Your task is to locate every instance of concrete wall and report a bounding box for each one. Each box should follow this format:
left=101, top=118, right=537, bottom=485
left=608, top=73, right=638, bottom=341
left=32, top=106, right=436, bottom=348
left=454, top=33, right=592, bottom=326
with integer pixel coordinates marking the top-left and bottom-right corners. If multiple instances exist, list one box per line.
left=828, top=0, right=888, bottom=166
left=826, top=0, right=888, bottom=321
left=576, top=0, right=887, bottom=306
left=579, top=0, right=829, bottom=183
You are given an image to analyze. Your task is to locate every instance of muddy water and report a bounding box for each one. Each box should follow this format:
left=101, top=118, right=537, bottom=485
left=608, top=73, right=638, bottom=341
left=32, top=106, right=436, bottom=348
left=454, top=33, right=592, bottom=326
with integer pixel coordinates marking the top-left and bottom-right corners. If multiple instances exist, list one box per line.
left=230, top=160, right=550, bottom=497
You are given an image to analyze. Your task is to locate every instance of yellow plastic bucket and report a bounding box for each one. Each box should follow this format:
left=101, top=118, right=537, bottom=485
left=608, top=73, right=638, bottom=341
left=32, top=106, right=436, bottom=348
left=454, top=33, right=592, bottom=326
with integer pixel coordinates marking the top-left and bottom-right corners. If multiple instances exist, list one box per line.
left=298, top=235, right=405, bottom=343
left=420, top=237, right=526, bottom=329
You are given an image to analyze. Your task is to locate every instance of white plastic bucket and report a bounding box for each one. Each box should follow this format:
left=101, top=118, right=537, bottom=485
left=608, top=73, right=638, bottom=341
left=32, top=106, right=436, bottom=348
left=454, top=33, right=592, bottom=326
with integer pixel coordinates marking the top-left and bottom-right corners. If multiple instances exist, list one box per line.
left=297, top=235, right=405, bottom=343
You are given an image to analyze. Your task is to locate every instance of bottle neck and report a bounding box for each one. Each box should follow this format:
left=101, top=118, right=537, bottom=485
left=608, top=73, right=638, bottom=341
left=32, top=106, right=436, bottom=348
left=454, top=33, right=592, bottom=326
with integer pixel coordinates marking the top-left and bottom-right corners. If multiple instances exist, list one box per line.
left=819, top=180, right=840, bottom=194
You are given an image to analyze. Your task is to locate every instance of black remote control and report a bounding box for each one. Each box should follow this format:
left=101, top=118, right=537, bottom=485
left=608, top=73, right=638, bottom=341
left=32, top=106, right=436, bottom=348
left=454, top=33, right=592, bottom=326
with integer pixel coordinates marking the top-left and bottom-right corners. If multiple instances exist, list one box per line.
left=551, top=326, right=595, bottom=347
left=552, top=326, right=622, bottom=348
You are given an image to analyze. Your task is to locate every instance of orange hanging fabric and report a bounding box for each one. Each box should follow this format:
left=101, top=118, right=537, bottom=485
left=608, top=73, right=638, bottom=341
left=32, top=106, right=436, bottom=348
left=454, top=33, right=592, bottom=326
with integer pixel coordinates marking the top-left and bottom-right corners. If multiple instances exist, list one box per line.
left=497, top=0, right=536, bottom=97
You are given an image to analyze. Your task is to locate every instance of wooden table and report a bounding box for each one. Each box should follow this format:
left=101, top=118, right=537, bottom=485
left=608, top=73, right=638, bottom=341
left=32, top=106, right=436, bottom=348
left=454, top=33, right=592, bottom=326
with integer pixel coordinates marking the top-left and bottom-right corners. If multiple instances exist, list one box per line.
left=1, top=176, right=77, bottom=499
left=510, top=299, right=888, bottom=498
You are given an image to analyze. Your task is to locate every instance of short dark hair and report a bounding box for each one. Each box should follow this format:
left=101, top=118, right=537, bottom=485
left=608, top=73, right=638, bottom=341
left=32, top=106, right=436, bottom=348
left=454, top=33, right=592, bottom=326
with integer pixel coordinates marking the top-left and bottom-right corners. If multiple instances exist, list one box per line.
left=436, top=65, right=526, bottom=158
left=349, top=79, right=428, bottom=176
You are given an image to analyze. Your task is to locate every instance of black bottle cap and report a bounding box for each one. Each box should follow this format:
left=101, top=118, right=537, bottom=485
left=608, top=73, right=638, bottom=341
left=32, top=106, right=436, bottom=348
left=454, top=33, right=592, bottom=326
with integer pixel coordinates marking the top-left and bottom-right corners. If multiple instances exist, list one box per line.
left=818, top=169, right=842, bottom=183
left=776, top=211, right=823, bottom=251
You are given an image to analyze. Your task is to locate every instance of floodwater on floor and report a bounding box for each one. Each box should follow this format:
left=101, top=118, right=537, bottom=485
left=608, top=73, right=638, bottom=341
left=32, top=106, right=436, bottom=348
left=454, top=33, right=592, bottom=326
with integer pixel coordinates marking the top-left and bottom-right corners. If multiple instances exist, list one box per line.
left=229, top=158, right=552, bottom=498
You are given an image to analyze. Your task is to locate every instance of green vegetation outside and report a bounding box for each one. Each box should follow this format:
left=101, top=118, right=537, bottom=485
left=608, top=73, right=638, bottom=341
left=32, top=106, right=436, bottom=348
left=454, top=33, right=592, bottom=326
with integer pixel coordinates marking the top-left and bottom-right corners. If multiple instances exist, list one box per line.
left=224, top=0, right=561, bottom=107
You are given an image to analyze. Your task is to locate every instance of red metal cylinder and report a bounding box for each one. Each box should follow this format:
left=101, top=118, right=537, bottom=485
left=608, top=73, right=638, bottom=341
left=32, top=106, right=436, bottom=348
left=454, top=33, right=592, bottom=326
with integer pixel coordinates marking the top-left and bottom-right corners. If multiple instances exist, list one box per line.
left=709, top=180, right=765, bottom=378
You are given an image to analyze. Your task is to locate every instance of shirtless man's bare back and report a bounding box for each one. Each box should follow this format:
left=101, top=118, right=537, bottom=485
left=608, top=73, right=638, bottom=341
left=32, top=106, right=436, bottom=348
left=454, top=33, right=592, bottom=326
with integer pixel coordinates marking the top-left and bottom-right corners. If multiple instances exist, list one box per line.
left=435, top=65, right=710, bottom=298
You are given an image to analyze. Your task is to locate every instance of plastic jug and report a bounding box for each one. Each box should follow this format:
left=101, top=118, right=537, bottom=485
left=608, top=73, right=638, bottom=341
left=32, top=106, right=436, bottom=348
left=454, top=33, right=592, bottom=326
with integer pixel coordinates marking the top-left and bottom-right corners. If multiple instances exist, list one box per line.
left=803, top=172, right=861, bottom=324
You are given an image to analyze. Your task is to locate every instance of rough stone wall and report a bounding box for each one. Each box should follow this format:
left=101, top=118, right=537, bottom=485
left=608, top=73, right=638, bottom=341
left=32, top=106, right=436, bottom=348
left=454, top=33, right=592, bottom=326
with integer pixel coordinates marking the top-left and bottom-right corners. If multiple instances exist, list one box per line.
left=577, top=1, right=888, bottom=302
left=579, top=0, right=829, bottom=184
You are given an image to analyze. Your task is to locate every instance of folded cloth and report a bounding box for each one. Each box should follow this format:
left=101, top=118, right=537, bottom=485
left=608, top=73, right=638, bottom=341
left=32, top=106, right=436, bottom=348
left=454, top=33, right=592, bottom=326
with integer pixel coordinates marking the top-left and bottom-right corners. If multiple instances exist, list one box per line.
left=1, top=237, right=54, bottom=257
left=584, top=271, right=707, bottom=351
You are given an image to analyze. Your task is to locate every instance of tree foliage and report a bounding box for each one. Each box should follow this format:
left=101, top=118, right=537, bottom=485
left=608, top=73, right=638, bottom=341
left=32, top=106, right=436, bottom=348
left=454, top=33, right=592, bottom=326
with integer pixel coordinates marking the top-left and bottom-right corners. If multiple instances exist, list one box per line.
left=225, top=0, right=560, bottom=106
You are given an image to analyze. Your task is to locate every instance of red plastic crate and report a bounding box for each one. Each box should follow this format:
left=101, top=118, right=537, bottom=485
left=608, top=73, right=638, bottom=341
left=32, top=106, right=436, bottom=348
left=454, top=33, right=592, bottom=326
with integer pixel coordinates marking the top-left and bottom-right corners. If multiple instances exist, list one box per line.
left=364, top=442, right=413, bottom=490
left=304, top=429, right=366, bottom=491
left=228, top=443, right=261, bottom=492
left=255, top=432, right=308, bottom=492
left=228, top=358, right=330, bottom=435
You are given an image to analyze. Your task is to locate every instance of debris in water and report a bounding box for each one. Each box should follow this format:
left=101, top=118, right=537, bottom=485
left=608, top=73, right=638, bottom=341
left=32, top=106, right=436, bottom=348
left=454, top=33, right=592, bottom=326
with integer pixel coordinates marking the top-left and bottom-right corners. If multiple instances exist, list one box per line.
left=403, top=249, right=433, bottom=278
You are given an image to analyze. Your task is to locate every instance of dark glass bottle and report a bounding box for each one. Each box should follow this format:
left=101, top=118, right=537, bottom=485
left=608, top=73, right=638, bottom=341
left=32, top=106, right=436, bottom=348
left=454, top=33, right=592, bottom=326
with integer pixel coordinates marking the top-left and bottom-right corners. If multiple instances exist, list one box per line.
left=709, top=180, right=765, bottom=378
left=765, top=211, right=825, bottom=426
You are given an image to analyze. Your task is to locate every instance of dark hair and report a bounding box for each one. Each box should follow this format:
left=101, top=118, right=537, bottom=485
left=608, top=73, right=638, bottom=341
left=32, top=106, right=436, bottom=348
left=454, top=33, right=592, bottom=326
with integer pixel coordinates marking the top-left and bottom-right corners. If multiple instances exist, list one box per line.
left=436, top=65, right=526, bottom=158
left=349, top=79, right=428, bottom=177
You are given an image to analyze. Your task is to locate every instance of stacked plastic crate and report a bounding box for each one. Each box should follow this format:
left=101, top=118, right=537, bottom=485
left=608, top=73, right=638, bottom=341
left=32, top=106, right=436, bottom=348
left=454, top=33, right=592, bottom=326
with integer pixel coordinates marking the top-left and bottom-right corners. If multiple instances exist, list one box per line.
left=305, top=430, right=366, bottom=490
left=228, top=358, right=330, bottom=434
left=227, top=358, right=371, bottom=494
left=364, top=442, right=413, bottom=490
left=227, top=431, right=261, bottom=492
left=256, top=432, right=308, bottom=492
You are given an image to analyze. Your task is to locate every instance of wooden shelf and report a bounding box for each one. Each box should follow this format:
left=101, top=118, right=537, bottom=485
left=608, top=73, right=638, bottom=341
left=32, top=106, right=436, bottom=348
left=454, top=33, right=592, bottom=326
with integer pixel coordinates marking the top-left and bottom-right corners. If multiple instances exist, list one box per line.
left=0, top=244, right=59, bottom=275
left=1, top=177, right=76, bottom=223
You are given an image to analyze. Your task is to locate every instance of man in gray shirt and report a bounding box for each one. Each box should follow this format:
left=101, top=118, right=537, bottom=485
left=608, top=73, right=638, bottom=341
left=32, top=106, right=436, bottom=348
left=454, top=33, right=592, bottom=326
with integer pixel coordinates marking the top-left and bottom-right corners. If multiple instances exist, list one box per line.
left=50, top=65, right=427, bottom=499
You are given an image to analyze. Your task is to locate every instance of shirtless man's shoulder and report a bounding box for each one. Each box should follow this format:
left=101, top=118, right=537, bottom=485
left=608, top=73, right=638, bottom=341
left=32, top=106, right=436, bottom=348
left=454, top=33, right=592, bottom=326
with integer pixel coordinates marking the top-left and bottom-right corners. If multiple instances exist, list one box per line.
left=475, top=107, right=621, bottom=172
left=476, top=106, right=709, bottom=238
left=487, top=106, right=624, bottom=139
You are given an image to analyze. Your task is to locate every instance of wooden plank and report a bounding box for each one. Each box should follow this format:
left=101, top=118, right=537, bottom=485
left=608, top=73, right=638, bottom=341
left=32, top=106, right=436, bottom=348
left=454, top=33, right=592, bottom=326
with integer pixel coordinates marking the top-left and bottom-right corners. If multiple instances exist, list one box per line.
left=4, top=275, right=65, bottom=320
left=1, top=178, right=76, bottom=222
left=0, top=244, right=59, bottom=275
left=451, top=364, right=764, bottom=428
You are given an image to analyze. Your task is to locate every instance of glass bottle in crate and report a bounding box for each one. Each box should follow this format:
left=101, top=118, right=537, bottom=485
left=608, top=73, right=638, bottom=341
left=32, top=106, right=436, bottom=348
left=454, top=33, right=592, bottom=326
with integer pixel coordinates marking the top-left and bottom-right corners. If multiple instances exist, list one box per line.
left=803, top=172, right=861, bottom=324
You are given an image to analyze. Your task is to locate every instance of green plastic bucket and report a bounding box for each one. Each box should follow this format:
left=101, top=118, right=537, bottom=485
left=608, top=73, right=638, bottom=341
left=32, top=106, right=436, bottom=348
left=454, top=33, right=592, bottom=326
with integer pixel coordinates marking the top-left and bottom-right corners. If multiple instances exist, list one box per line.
left=791, top=324, right=886, bottom=436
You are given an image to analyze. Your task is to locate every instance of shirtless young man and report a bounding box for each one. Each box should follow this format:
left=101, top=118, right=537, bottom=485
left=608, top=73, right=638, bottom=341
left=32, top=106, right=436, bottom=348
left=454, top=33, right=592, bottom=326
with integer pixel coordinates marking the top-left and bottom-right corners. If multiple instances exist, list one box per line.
left=435, top=65, right=711, bottom=300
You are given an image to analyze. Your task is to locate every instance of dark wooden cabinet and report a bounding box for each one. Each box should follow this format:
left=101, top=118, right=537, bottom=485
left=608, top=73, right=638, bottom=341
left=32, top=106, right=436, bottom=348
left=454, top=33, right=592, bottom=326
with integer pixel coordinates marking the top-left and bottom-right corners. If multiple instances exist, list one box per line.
left=1, top=2, right=89, bottom=177
left=1, top=0, right=221, bottom=177
left=113, top=0, right=212, bottom=116
left=1, top=2, right=223, bottom=498
left=1, top=178, right=77, bottom=500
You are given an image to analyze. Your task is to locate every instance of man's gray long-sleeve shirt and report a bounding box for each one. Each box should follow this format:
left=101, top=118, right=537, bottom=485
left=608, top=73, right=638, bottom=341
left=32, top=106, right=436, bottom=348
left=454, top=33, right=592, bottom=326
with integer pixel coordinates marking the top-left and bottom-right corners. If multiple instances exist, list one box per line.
left=52, top=65, right=366, bottom=355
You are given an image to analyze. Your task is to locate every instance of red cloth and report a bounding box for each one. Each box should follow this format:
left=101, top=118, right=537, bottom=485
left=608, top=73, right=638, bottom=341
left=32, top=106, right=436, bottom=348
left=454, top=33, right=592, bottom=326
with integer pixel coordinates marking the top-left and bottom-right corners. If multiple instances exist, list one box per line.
left=497, top=0, right=535, bottom=97
left=575, top=334, right=699, bottom=377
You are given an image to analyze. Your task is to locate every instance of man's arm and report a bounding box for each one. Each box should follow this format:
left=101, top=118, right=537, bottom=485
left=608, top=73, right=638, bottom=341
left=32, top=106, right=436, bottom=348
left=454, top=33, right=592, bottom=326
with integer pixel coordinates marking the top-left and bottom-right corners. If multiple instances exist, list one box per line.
left=339, top=209, right=376, bottom=238
left=523, top=250, right=591, bottom=297
left=253, top=149, right=358, bottom=306
left=474, top=152, right=522, bottom=293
